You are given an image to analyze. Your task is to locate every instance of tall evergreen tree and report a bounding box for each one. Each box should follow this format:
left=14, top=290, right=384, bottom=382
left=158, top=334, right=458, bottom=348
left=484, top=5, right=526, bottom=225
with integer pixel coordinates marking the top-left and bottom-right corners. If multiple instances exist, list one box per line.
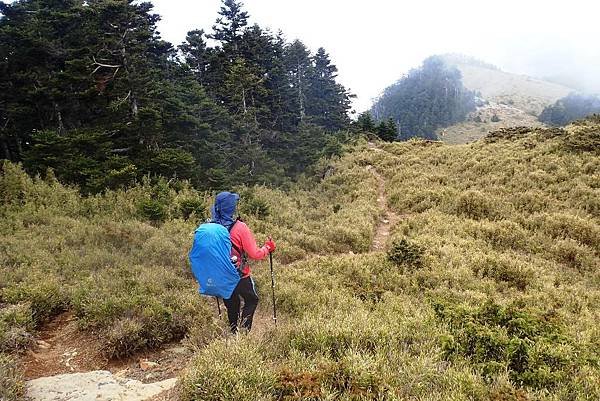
left=179, top=29, right=209, bottom=84
left=539, top=93, right=600, bottom=126
left=209, top=0, right=248, bottom=47
left=353, top=111, right=376, bottom=133
left=306, top=47, right=352, bottom=131
left=1, top=0, right=355, bottom=192
left=284, top=40, right=312, bottom=126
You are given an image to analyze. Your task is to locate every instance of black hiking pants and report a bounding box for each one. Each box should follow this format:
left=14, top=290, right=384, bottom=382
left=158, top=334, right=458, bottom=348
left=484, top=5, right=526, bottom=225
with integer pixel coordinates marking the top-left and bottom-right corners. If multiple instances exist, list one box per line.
left=223, top=276, right=258, bottom=333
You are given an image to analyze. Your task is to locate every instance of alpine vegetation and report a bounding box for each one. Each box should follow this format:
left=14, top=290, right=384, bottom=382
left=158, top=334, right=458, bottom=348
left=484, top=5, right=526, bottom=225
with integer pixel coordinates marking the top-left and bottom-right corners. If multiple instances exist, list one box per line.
left=2, top=117, right=600, bottom=400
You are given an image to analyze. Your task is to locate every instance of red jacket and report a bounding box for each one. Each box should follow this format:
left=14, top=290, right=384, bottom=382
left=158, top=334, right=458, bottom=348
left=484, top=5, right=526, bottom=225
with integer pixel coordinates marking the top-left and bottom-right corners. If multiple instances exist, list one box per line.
left=229, top=221, right=269, bottom=278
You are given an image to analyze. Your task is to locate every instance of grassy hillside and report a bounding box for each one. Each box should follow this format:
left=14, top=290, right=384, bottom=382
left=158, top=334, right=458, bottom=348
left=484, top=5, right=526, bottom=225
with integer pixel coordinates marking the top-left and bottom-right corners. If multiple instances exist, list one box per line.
left=456, top=63, right=573, bottom=115
left=2, top=118, right=600, bottom=400
left=437, top=55, right=576, bottom=144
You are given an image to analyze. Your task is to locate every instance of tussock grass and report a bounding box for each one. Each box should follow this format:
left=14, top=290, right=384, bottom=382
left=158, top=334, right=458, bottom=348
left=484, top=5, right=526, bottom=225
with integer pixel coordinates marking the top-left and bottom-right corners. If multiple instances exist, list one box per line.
left=0, top=353, right=24, bottom=401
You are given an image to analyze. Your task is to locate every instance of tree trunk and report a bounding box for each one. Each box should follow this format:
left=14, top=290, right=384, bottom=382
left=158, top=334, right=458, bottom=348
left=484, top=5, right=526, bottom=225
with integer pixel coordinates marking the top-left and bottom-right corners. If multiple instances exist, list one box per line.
left=121, top=33, right=138, bottom=117
left=0, top=136, right=10, bottom=160
left=54, top=101, right=65, bottom=135
left=297, top=64, right=304, bottom=122
left=242, top=87, right=247, bottom=114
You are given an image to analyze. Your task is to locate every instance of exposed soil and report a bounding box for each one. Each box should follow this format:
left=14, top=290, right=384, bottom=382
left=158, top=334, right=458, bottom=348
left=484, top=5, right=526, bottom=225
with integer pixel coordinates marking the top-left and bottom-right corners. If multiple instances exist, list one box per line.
left=366, top=145, right=401, bottom=252
left=22, top=312, right=193, bottom=383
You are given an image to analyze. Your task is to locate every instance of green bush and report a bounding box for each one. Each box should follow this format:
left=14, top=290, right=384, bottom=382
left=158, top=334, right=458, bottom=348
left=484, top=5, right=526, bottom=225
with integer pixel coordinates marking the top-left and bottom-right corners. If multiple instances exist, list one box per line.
left=470, top=255, right=533, bottom=290
left=177, top=197, right=206, bottom=221
left=387, top=239, right=424, bottom=269
left=137, top=198, right=168, bottom=222
left=238, top=190, right=270, bottom=218
left=434, top=300, right=581, bottom=389
left=0, top=304, right=34, bottom=351
left=450, top=190, right=504, bottom=220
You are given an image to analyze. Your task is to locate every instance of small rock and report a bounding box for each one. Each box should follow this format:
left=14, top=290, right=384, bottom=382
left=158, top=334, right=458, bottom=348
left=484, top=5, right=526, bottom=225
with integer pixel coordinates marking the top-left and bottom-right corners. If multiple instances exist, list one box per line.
left=36, top=340, right=51, bottom=349
left=140, top=359, right=159, bottom=371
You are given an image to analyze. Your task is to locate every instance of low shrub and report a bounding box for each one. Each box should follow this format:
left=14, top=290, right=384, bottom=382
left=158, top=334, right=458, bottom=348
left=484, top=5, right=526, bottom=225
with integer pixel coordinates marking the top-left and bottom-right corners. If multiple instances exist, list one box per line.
left=387, top=239, right=424, bottom=269
left=238, top=189, right=271, bottom=218
left=434, top=300, right=582, bottom=389
left=449, top=190, right=504, bottom=220
left=470, top=255, right=533, bottom=291
left=137, top=198, right=168, bottom=222
left=178, top=338, right=277, bottom=401
left=177, top=197, right=206, bottom=221
left=0, top=353, right=24, bottom=401
left=0, top=304, right=34, bottom=351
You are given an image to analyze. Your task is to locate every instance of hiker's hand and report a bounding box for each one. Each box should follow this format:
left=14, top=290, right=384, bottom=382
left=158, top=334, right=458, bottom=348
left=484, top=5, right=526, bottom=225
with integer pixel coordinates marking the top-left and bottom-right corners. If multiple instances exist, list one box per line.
left=265, top=238, right=276, bottom=253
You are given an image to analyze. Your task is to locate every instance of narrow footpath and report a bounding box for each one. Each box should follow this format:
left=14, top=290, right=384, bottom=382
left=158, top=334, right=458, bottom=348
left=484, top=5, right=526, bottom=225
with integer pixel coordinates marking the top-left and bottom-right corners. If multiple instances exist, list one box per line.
left=366, top=145, right=401, bottom=252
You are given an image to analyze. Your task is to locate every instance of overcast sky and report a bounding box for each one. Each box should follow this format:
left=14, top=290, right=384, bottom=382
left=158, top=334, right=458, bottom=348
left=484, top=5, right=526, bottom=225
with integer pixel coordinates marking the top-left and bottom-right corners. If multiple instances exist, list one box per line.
left=150, top=0, right=600, bottom=112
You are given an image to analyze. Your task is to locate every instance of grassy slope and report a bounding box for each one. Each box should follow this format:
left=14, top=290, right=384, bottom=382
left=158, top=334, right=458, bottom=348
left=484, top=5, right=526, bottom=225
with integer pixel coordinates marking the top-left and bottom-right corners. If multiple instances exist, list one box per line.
left=438, top=61, right=575, bottom=144
left=1, top=119, right=600, bottom=400
left=457, top=63, right=573, bottom=115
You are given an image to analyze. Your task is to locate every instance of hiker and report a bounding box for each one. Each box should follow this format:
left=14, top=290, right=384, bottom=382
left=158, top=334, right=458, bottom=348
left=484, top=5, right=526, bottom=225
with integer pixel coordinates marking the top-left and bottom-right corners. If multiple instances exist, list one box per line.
left=210, top=191, right=276, bottom=333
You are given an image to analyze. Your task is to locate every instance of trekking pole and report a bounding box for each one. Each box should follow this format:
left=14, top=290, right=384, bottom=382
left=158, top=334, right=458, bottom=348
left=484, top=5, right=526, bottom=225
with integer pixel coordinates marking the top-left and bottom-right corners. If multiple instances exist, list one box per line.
left=269, top=252, right=277, bottom=327
left=215, top=297, right=222, bottom=319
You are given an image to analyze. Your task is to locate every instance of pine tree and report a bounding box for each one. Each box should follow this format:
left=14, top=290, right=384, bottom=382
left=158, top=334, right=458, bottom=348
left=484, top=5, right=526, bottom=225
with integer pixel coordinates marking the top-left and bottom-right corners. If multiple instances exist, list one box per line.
left=354, top=112, right=376, bottom=133
left=179, top=29, right=209, bottom=84
left=223, top=57, right=268, bottom=118
left=1, top=0, right=355, bottom=192
left=209, top=0, right=249, bottom=47
left=284, top=40, right=312, bottom=125
left=306, top=48, right=352, bottom=131
left=375, top=119, right=397, bottom=142
left=371, top=56, right=475, bottom=140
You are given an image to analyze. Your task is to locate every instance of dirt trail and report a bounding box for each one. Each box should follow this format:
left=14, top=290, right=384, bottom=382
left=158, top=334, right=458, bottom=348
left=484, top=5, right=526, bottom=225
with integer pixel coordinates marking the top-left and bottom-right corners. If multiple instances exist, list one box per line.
left=366, top=144, right=401, bottom=252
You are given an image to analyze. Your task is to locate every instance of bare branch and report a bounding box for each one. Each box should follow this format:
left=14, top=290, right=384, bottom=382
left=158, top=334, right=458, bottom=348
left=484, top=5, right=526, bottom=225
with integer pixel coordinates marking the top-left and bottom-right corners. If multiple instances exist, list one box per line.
left=110, top=147, right=131, bottom=154
left=113, top=91, right=131, bottom=107
left=92, top=56, right=121, bottom=69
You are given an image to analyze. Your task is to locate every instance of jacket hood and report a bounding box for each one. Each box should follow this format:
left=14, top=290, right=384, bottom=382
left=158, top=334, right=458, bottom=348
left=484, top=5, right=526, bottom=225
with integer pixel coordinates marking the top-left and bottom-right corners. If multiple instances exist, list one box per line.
left=211, top=191, right=239, bottom=229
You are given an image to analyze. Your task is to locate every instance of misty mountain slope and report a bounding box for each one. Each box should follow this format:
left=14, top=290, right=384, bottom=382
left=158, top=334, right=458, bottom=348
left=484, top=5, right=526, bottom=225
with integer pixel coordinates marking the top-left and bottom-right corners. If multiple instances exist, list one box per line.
left=450, top=60, right=574, bottom=115
left=434, top=56, right=576, bottom=144
left=438, top=100, right=544, bottom=144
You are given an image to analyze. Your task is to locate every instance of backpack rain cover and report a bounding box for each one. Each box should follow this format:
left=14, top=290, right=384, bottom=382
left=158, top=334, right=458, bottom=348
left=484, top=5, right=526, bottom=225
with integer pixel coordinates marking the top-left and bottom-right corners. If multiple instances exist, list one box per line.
left=189, top=223, right=240, bottom=299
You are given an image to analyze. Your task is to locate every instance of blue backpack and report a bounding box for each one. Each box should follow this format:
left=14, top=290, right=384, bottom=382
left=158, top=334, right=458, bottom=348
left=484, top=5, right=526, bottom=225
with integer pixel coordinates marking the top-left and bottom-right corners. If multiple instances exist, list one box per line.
left=188, top=222, right=241, bottom=299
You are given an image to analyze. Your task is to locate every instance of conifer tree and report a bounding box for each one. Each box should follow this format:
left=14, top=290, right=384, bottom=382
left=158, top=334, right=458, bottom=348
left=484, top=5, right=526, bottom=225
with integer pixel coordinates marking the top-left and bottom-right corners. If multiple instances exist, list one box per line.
left=354, top=112, right=376, bottom=133
left=306, top=47, right=352, bottom=131
left=209, top=0, right=249, bottom=47
left=284, top=40, right=312, bottom=125
left=179, top=29, right=209, bottom=84
left=371, top=56, right=475, bottom=140
left=0, top=0, right=355, bottom=192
